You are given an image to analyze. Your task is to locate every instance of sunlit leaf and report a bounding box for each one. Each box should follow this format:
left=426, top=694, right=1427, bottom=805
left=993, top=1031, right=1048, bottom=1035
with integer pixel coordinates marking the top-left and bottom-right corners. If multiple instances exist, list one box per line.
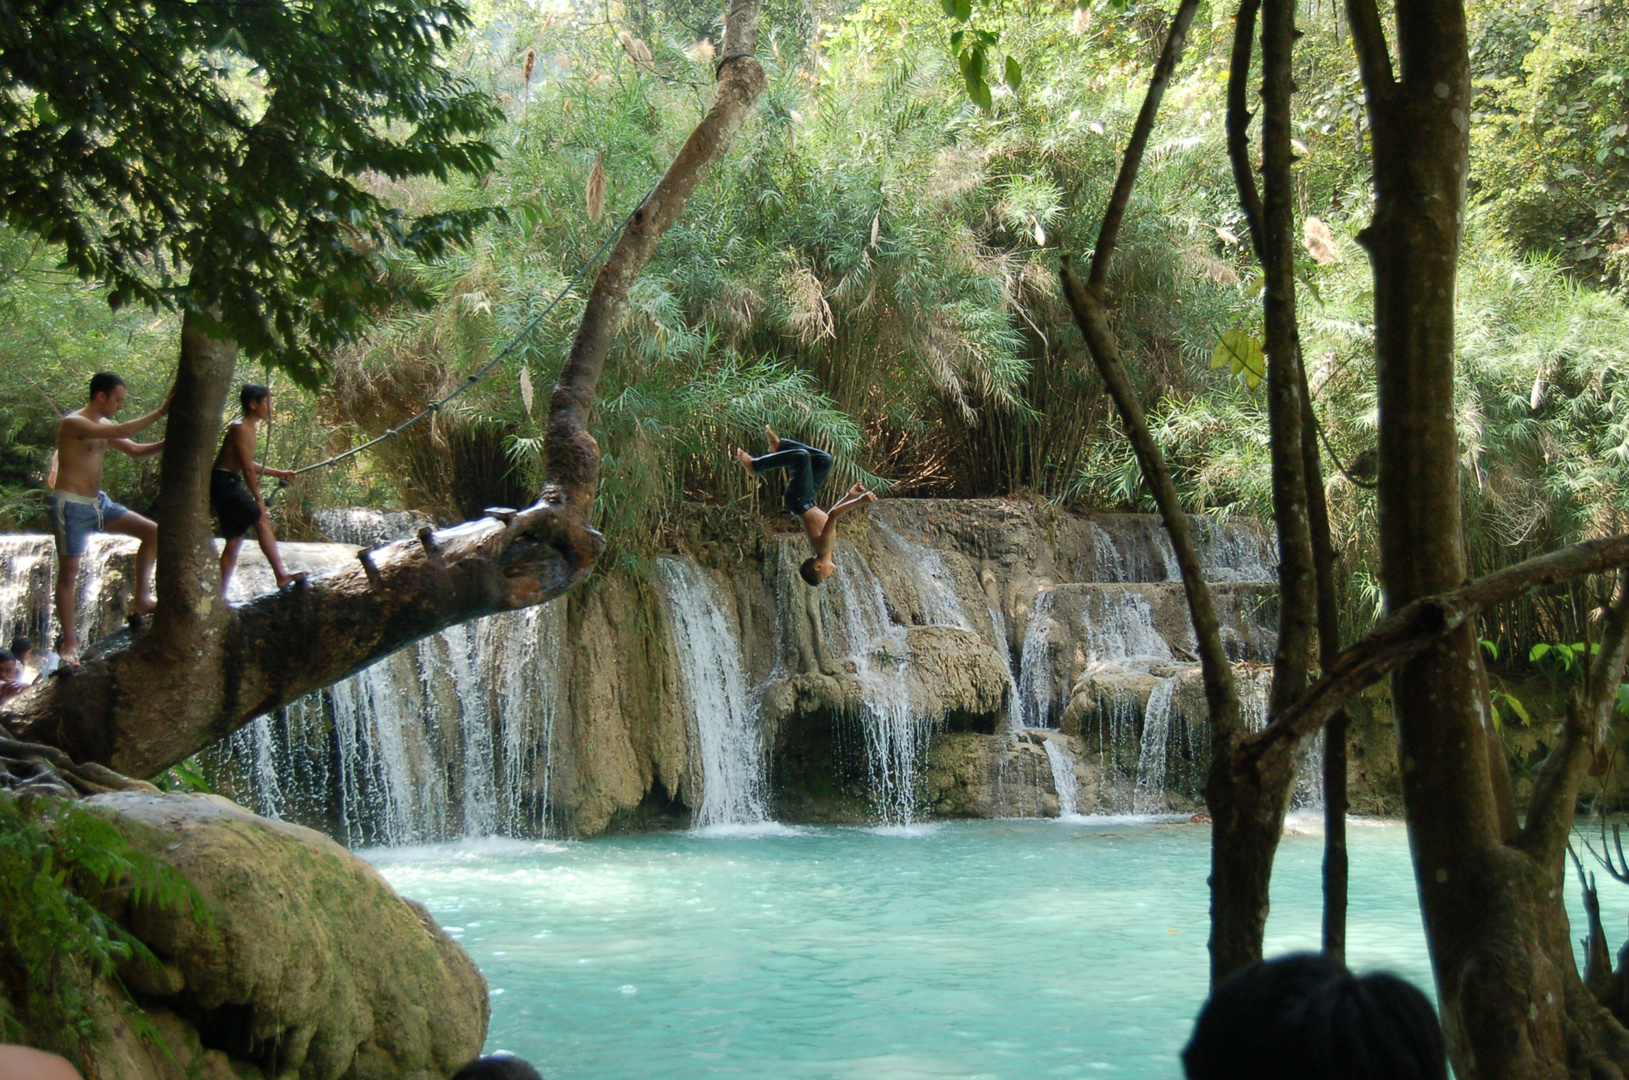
left=1211, top=328, right=1265, bottom=390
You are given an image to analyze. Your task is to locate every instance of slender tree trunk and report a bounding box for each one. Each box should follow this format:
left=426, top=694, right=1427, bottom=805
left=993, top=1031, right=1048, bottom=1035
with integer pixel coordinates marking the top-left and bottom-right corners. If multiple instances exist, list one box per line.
left=1061, top=0, right=1301, bottom=988
left=3, top=0, right=767, bottom=780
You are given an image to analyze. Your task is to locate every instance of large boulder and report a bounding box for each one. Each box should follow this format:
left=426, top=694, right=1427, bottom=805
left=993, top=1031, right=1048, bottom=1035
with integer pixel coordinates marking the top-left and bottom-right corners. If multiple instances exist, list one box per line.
left=81, top=792, right=487, bottom=1080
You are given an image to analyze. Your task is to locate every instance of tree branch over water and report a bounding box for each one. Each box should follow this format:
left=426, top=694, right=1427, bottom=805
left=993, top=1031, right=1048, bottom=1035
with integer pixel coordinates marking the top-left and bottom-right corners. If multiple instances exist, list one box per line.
left=1245, top=532, right=1629, bottom=764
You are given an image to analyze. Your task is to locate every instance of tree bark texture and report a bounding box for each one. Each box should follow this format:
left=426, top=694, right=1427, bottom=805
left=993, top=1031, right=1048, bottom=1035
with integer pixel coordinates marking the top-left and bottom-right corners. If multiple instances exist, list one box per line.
left=1345, top=0, right=1628, bottom=1069
left=1, top=0, right=767, bottom=781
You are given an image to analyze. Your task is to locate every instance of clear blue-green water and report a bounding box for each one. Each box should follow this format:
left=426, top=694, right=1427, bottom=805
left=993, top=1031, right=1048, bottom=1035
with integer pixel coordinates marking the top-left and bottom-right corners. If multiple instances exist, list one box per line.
left=367, top=818, right=1623, bottom=1080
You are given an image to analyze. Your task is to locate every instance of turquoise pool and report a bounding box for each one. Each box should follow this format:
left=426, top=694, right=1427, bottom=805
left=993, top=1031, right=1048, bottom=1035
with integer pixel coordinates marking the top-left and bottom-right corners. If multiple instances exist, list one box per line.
left=369, top=818, right=1625, bottom=1079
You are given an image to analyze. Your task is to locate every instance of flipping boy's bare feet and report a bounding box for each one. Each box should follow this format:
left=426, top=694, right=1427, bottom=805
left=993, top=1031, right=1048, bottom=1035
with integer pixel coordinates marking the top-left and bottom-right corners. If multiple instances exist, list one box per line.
left=764, top=425, right=781, bottom=453
left=736, top=448, right=756, bottom=477
left=847, top=481, right=867, bottom=499
left=129, top=596, right=157, bottom=617
left=276, top=571, right=309, bottom=589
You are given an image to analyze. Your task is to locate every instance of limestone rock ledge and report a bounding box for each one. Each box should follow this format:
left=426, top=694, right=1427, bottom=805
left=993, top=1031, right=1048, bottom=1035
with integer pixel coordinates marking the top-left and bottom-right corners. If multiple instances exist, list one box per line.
left=78, top=792, right=487, bottom=1080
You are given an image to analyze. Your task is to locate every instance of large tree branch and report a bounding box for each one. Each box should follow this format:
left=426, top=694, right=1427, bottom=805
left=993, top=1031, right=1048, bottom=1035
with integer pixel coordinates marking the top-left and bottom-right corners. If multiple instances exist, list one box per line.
left=1086, top=0, right=1199, bottom=290
left=4, top=1, right=768, bottom=779
left=1243, top=533, right=1629, bottom=767
left=546, top=0, right=764, bottom=504
left=5, top=498, right=591, bottom=774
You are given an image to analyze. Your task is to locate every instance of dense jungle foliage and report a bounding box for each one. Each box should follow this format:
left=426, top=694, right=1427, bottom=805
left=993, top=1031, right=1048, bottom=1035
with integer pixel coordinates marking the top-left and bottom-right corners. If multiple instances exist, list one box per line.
left=1, top=0, right=1626, bottom=663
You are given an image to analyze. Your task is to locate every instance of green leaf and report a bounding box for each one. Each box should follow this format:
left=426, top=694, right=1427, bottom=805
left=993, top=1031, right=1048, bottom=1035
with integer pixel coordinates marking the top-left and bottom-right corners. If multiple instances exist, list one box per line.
left=1502, top=693, right=1532, bottom=726
left=954, top=0, right=973, bottom=21
left=1479, top=638, right=1499, bottom=661
left=941, top=0, right=960, bottom=17
left=1005, top=56, right=1022, bottom=90
left=1530, top=642, right=1551, bottom=663
left=1211, top=328, right=1266, bottom=390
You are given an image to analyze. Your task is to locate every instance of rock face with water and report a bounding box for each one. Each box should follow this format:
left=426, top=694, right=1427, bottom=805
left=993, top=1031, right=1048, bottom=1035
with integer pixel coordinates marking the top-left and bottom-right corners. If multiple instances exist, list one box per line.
left=0, top=500, right=1405, bottom=839
left=70, top=792, right=486, bottom=1080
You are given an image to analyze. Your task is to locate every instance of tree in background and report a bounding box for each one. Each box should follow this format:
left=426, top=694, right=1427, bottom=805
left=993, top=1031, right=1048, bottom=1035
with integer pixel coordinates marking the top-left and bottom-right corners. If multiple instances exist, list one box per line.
left=0, top=0, right=769, bottom=786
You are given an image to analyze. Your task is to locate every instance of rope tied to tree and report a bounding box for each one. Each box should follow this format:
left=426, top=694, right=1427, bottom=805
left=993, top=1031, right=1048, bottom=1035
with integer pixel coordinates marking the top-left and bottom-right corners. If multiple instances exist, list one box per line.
left=282, top=185, right=657, bottom=483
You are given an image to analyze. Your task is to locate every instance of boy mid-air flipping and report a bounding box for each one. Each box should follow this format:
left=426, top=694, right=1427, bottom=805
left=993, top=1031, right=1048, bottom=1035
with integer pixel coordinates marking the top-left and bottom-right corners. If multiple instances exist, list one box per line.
left=736, top=426, right=875, bottom=586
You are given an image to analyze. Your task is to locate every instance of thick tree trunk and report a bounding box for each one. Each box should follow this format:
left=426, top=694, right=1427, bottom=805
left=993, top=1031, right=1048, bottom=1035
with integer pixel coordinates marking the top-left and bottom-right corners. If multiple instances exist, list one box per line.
left=1344, top=0, right=1629, bottom=1071
left=1, top=0, right=767, bottom=780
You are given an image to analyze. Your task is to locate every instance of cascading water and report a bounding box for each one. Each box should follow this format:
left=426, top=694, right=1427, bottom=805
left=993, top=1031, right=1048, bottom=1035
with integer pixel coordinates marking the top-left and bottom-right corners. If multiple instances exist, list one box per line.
left=214, top=602, right=565, bottom=845
left=823, top=543, right=931, bottom=825
left=1238, top=667, right=1324, bottom=810
left=1042, top=737, right=1081, bottom=816
left=1015, top=589, right=1059, bottom=730
left=1081, top=589, right=1173, bottom=666
left=872, top=521, right=973, bottom=631
left=655, top=558, right=769, bottom=829
left=1131, top=678, right=1177, bottom=814
left=0, top=534, right=138, bottom=657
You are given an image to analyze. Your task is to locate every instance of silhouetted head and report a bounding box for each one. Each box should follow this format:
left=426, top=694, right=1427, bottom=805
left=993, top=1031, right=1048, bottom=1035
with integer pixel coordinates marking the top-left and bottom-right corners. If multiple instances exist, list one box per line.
left=1183, top=952, right=1445, bottom=1080
left=240, top=383, right=271, bottom=418
left=0, top=648, right=16, bottom=682
left=8, top=637, right=31, bottom=665
left=450, top=1054, right=544, bottom=1080
left=87, top=371, right=127, bottom=414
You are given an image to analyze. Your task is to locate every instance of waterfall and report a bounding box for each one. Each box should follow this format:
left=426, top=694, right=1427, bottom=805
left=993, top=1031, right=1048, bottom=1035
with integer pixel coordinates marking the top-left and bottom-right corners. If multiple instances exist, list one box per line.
left=1238, top=668, right=1324, bottom=810
left=1088, top=522, right=1130, bottom=584
left=655, top=558, right=769, bottom=829
left=0, top=534, right=138, bottom=658
left=1081, top=589, right=1172, bottom=666
left=872, top=521, right=973, bottom=630
left=1015, top=590, right=1058, bottom=730
left=1042, top=738, right=1081, bottom=817
left=824, top=544, right=931, bottom=825
left=210, top=603, right=564, bottom=845
left=1131, top=678, right=1177, bottom=815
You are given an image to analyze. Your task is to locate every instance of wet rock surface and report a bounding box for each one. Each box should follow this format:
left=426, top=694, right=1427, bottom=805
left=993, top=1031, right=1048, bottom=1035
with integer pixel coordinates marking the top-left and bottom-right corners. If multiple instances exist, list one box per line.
left=76, top=791, right=486, bottom=1080
left=2, top=499, right=1407, bottom=838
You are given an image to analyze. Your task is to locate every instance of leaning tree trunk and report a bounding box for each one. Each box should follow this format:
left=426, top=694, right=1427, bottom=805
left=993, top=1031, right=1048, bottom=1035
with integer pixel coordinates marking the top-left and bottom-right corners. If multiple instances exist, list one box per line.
left=1058, top=0, right=1293, bottom=987
left=1, top=0, right=767, bottom=780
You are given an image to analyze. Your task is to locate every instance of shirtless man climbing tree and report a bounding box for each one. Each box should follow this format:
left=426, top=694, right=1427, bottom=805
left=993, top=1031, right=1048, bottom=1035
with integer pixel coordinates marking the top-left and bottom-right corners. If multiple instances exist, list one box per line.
left=736, top=426, right=876, bottom=586
left=49, top=372, right=169, bottom=665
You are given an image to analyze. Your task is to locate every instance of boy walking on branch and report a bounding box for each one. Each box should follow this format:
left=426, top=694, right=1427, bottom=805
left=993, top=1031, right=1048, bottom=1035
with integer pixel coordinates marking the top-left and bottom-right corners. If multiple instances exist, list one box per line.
left=737, top=426, right=875, bottom=586
left=49, top=372, right=169, bottom=665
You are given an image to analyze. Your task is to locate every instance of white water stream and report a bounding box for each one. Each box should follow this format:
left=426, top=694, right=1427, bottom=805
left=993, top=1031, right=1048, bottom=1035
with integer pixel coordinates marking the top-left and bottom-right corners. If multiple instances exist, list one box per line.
left=656, top=558, right=769, bottom=830
left=824, top=544, right=931, bottom=826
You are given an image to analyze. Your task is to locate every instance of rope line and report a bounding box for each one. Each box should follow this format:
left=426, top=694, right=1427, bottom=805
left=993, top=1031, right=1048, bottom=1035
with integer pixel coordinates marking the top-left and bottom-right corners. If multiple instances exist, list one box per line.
left=288, top=186, right=655, bottom=479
